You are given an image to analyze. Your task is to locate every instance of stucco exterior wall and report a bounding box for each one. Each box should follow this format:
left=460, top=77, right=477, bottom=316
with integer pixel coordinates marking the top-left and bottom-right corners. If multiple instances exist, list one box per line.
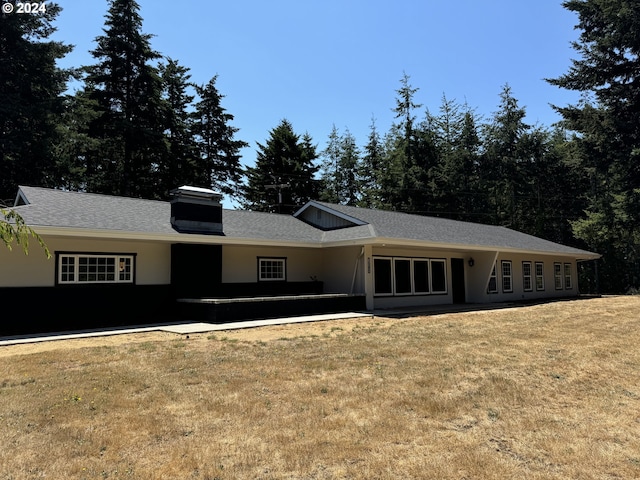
left=364, top=246, right=581, bottom=309
left=319, top=246, right=364, bottom=294
left=0, top=235, right=171, bottom=287
left=468, top=252, right=579, bottom=303
left=221, top=245, right=323, bottom=283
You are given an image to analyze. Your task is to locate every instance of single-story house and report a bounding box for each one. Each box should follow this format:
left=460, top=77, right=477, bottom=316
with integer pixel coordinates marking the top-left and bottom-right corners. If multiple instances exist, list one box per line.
left=1, top=186, right=599, bottom=335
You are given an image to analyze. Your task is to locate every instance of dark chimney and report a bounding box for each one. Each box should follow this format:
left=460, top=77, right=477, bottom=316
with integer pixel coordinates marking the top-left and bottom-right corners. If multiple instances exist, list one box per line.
left=170, top=186, right=223, bottom=235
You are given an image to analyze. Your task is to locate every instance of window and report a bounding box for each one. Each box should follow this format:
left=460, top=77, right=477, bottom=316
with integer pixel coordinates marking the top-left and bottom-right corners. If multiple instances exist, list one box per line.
left=487, top=264, right=498, bottom=294
left=394, top=258, right=412, bottom=294
left=554, top=263, right=563, bottom=290
left=58, top=254, right=134, bottom=284
left=258, top=258, right=286, bottom=281
left=373, top=256, right=447, bottom=296
left=535, top=262, right=545, bottom=291
left=522, top=261, right=533, bottom=292
left=564, top=263, right=572, bottom=289
left=412, top=260, right=430, bottom=294
left=374, top=258, right=393, bottom=295
left=430, top=259, right=447, bottom=294
left=502, top=261, right=513, bottom=293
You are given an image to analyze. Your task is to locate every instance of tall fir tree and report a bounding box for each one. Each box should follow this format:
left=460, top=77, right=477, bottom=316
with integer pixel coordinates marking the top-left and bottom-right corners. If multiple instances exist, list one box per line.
left=391, top=73, right=424, bottom=210
left=319, top=125, right=341, bottom=203
left=0, top=2, right=72, bottom=201
left=157, top=58, right=198, bottom=196
left=548, top=0, right=640, bottom=292
left=429, top=97, right=481, bottom=220
left=242, top=119, right=319, bottom=213
left=319, top=126, right=360, bottom=205
left=191, top=76, right=247, bottom=198
left=479, top=84, right=530, bottom=228
left=81, top=0, right=167, bottom=199
left=357, top=117, right=386, bottom=208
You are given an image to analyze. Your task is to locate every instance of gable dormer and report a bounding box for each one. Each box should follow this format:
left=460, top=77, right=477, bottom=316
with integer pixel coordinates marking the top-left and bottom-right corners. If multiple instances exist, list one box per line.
left=294, top=201, right=367, bottom=231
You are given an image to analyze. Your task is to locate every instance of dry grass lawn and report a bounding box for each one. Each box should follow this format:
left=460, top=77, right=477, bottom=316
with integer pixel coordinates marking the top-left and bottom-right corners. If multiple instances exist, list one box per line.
left=1, top=296, right=639, bottom=479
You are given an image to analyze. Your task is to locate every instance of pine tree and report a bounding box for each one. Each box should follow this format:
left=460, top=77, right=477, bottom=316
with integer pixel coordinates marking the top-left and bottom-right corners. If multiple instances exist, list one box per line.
left=81, top=0, right=167, bottom=198
left=0, top=2, right=72, bottom=200
left=242, top=119, right=319, bottom=213
left=548, top=0, right=640, bottom=292
left=191, top=76, right=247, bottom=198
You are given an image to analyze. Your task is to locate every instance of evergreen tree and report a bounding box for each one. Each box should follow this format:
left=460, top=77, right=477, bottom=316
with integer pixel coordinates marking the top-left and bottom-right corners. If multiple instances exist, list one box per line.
left=358, top=117, right=386, bottom=208
left=319, top=125, right=341, bottom=203
left=319, top=126, right=360, bottom=205
left=157, top=58, right=198, bottom=196
left=0, top=2, right=72, bottom=200
left=479, top=84, right=530, bottom=228
left=191, top=75, right=247, bottom=197
left=391, top=73, right=424, bottom=210
left=81, top=0, right=166, bottom=198
left=242, top=119, right=319, bottom=213
left=429, top=97, right=481, bottom=220
left=548, top=0, right=640, bottom=292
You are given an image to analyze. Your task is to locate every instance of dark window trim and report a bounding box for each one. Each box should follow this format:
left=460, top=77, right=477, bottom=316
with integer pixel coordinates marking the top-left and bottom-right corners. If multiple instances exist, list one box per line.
left=257, top=257, right=287, bottom=282
left=55, top=251, right=137, bottom=286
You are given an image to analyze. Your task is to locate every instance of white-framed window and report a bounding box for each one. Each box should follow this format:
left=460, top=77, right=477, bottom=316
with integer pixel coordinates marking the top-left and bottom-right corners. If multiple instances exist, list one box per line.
left=412, top=259, right=430, bottom=294
left=522, top=261, right=533, bottom=292
left=373, top=256, right=447, bottom=296
left=393, top=258, right=412, bottom=294
left=258, top=257, right=286, bottom=281
left=535, top=262, right=545, bottom=291
left=564, top=263, right=573, bottom=289
left=58, top=254, right=134, bottom=284
left=554, top=262, right=563, bottom=290
left=430, top=259, right=447, bottom=294
left=502, top=260, right=513, bottom=293
left=487, top=264, right=498, bottom=294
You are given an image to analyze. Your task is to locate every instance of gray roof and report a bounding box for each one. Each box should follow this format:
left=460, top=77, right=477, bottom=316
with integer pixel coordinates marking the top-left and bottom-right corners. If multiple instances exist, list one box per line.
left=12, top=186, right=598, bottom=258
left=310, top=201, right=597, bottom=257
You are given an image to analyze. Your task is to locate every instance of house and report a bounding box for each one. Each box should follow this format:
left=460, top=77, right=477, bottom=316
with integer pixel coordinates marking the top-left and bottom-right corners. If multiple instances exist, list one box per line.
left=0, top=186, right=600, bottom=335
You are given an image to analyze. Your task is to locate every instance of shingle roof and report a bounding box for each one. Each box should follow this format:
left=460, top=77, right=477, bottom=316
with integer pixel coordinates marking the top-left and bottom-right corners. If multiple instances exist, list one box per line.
left=312, top=201, right=597, bottom=257
left=12, top=186, right=599, bottom=258
left=13, top=186, right=323, bottom=244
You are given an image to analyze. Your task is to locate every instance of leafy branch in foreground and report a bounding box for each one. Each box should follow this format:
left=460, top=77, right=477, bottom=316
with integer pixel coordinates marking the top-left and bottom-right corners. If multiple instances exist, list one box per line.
left=0, top=208, right=51, bottom=258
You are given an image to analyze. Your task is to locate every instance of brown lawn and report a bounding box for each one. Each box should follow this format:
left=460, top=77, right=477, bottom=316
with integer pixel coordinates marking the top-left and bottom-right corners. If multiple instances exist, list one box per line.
left=1, top=296, right=639, bottom=479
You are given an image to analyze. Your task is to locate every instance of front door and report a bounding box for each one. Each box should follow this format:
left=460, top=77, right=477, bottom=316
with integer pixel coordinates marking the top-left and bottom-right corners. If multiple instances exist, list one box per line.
left=451, top=258, right=466, bottom=304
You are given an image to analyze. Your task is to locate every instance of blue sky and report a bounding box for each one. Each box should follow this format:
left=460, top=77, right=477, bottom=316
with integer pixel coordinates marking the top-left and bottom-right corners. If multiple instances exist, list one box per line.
left=51, top=0, right=581, bottom=172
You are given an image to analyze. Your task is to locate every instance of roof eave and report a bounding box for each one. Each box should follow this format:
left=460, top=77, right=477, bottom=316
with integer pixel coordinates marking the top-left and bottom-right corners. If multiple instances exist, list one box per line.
left=29, top=226, right=324, bottom=248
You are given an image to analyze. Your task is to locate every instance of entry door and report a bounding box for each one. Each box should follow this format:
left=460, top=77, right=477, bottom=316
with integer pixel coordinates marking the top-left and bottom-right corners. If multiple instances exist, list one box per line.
left=451, top=258, right=466, bottom=304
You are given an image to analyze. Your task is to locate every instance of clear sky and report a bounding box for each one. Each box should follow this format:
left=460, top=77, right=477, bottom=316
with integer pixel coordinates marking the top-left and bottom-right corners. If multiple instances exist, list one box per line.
left=50, top=0, right=582, bottom=173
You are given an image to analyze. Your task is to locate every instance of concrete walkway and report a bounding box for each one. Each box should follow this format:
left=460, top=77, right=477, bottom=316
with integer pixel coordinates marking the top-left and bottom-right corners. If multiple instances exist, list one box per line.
left=0, top=311, right=374, bottom=346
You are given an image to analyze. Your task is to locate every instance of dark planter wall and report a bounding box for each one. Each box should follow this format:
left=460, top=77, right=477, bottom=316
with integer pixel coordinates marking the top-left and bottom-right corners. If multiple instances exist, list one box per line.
left=0, top=285, right=174, bottom=336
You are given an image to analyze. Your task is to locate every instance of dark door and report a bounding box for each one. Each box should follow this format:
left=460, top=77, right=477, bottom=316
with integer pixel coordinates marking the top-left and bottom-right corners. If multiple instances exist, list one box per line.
left=451, top=258, right=466, bottom=304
